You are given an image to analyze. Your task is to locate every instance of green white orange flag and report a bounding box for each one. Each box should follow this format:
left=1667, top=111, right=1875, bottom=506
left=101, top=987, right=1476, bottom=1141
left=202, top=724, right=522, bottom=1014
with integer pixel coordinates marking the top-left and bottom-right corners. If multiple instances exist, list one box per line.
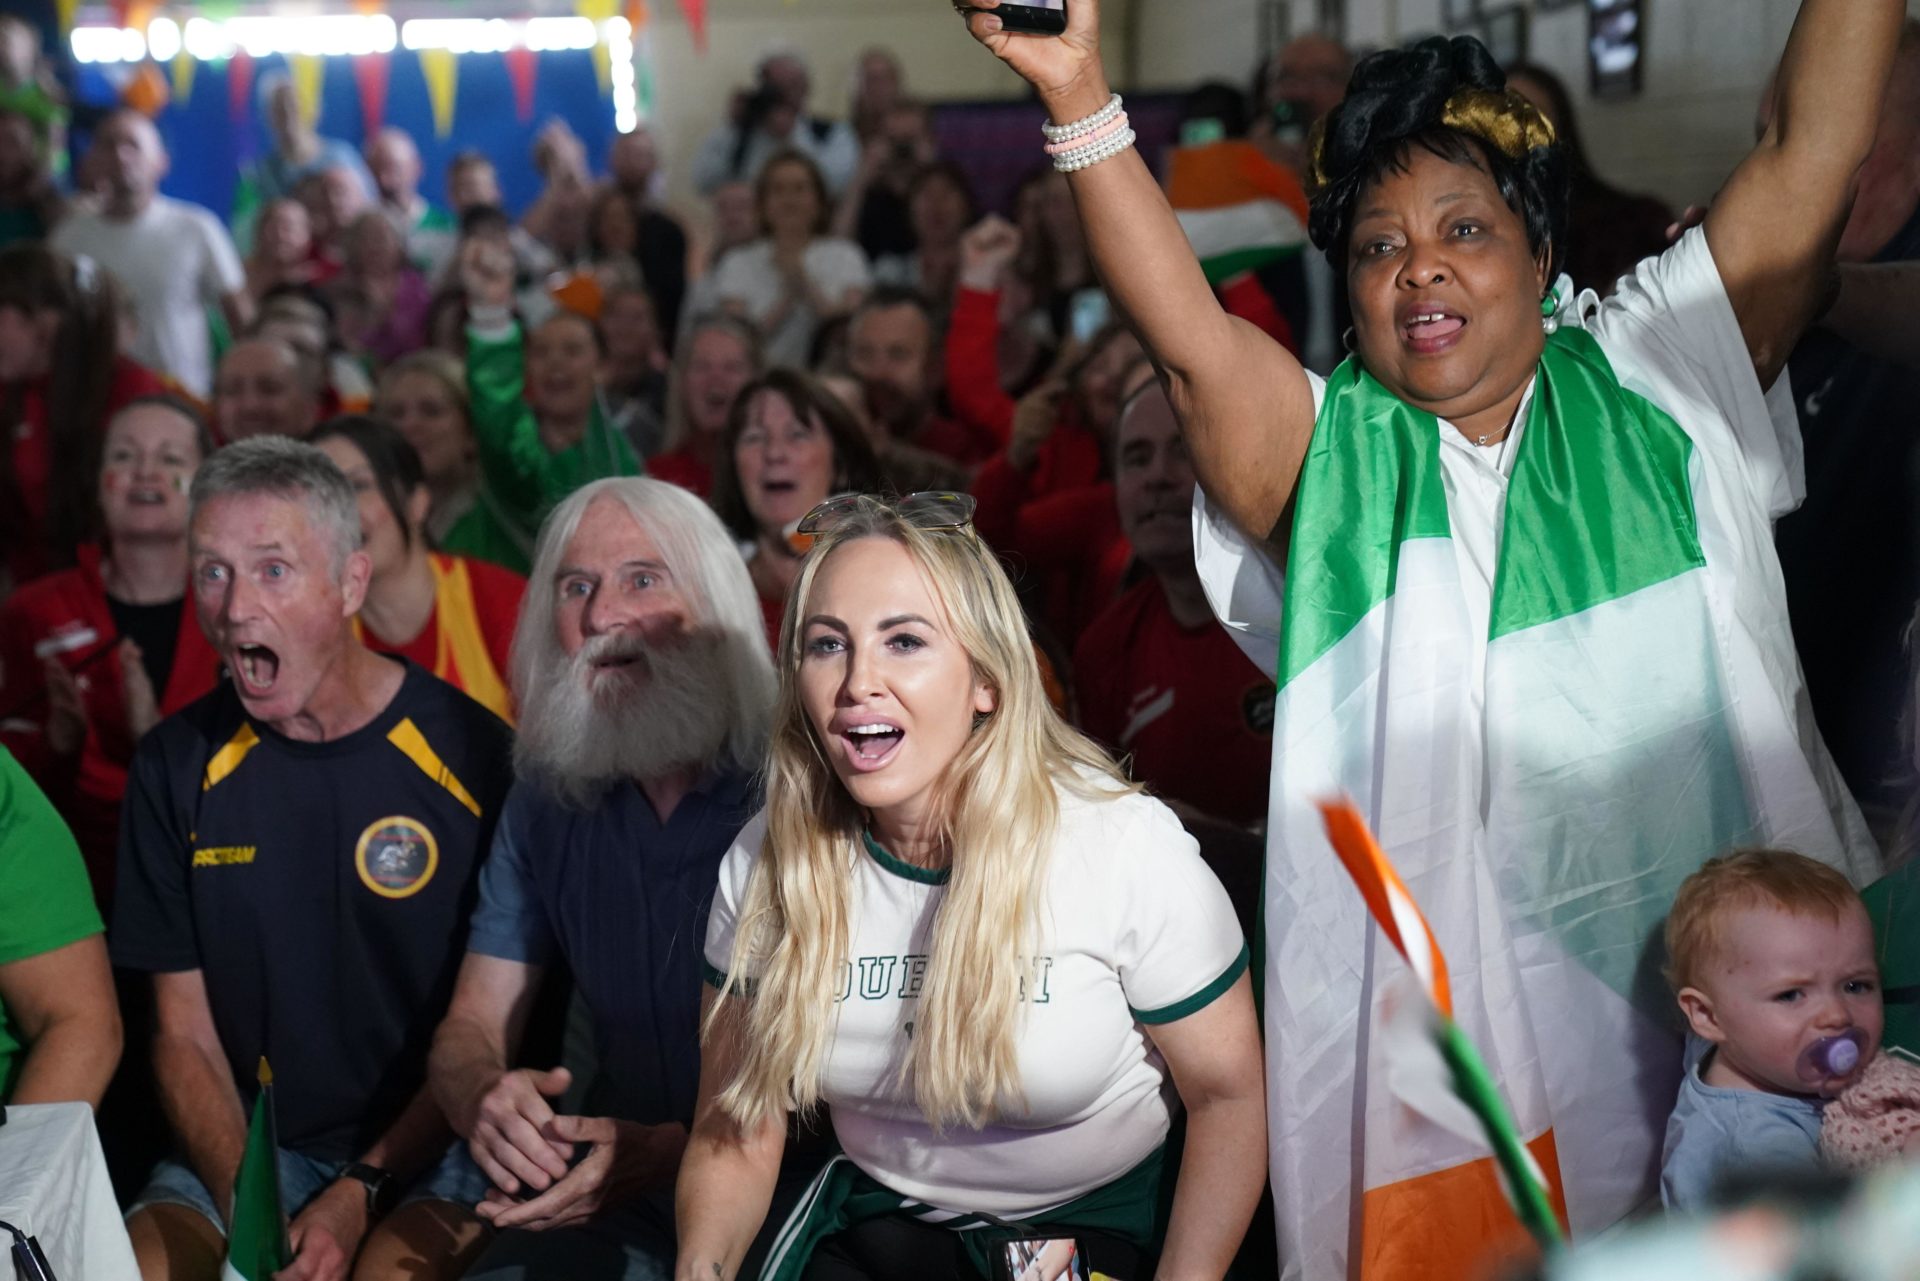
left=1319, top=800, right=1564, bottom=1253
left=1165, top=139, right=1309, bottom=285
left=222, top=1059, right=290, bottom=1281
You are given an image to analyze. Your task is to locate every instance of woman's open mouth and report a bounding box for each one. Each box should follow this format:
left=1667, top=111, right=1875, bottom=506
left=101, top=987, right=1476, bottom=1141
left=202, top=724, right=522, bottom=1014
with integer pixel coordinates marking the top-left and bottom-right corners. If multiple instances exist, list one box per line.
left=233, top=642, right=281, bottom=694
left=840, top=723, right=904, bottom=771
left=1401, top=309, right=1467, bottom=356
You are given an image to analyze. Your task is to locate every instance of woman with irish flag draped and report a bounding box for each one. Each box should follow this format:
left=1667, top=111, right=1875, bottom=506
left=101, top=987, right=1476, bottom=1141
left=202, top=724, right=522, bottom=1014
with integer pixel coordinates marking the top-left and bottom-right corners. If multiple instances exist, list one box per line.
left=960, top=0, right=1898, bottom=1276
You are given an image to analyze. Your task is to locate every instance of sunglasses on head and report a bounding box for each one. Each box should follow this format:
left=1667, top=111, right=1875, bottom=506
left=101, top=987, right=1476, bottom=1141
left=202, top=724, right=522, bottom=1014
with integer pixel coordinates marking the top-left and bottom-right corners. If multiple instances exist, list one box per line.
left=795, top=491, right=978, bottom=538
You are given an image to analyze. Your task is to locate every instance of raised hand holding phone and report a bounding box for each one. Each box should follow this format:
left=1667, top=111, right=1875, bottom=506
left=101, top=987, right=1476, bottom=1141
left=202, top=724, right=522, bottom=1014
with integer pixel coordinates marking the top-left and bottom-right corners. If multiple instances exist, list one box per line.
left=956, top=0, right=1107, bottom=115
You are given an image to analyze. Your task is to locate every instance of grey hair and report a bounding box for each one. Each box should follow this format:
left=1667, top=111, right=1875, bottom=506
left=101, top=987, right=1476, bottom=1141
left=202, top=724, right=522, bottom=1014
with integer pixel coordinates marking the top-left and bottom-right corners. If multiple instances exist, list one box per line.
left=189, top=436, right=361, bottom=576
left=660, top=314, right=764, bottom=455
left=511, top=477, right=776, bottom=773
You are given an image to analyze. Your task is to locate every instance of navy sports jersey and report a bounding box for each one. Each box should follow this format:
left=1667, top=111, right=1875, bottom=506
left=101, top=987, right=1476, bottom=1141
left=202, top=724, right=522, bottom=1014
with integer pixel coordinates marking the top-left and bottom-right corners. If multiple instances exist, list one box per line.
left=111, top=659, right=514, bottom=1160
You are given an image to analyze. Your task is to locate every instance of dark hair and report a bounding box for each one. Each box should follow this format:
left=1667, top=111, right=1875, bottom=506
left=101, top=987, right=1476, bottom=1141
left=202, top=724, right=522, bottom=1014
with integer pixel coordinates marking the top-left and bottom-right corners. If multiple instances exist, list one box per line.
left=0, top=244, right=124, bottom=566
left=1180, top=81, right=1250, bottom=139
left=754, top=148, right=831, bottom=238
left=712, top=368, right=884, bottom=542
left=587, top=185, right=643, bottom=260
left=460, top=203, right=513, bottom=239
left=449, top=149, right=494, bottom=178
left=905, top=161, right=979, bottom=227
left=258, top=280, right=337, bottom=330
left=109, top=393, right=217, bottom=464
left=1306, top=35, right=1567, bottom=279
left=309, top=414, right=427, bottom=550
left=851, top=284, right=936, bottom=331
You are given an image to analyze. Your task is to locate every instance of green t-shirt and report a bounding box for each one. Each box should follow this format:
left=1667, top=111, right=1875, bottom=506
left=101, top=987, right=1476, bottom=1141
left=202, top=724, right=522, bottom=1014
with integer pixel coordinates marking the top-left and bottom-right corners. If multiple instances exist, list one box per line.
left=0, top=749, right=104, bottom=1099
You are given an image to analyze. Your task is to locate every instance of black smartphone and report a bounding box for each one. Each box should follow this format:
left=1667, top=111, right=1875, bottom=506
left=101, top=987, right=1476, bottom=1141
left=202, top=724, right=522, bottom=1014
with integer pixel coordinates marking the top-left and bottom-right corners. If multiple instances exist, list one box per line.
left=991, top=0, right=1067, bottom=36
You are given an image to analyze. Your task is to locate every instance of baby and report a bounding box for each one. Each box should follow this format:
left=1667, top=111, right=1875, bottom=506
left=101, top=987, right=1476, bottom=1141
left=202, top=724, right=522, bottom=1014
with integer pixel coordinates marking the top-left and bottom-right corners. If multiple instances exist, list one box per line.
left=1659, top=849, right=1882, bottom=1211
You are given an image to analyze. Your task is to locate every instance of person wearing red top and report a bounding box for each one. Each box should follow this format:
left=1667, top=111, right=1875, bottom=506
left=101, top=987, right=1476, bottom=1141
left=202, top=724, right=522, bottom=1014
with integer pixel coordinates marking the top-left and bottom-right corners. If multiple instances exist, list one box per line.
left=1073, top=381, right=1273, bottom=830
left=647, top=315, right=763, bottom=499
left=313, top=417, right=524, bottom=725
left=711, top=370, right=883, bottom=651
left=0, top=397, right=221, bottom=897
left=848, top=286, right=1000, bottom=471
left=0, top=243, right=169, bottom=587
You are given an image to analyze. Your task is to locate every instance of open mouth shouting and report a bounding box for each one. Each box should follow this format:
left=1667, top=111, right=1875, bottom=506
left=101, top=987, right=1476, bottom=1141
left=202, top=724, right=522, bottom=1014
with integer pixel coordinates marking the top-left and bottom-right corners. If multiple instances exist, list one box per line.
left=126, top=485, right=171, bottom=507
left=232, top=641, right=281, bottom=696
left=1398, top=302, right=1467, bottom=356
left=837, top=717, right=905, bottom=771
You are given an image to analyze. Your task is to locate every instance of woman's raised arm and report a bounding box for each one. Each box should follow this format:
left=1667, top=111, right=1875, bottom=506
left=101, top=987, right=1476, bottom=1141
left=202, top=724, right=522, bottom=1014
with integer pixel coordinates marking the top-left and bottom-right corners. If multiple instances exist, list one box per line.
left=960, top=0, right=1317, bottom=545
left=1703, top=0, right=1906, bottom=389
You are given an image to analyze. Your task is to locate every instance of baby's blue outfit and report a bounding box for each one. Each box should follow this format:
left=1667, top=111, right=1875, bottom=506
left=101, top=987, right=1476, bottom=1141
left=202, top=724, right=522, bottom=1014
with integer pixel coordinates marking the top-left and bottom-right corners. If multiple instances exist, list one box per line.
left=1660, top=1034, right=1824, bottom=1211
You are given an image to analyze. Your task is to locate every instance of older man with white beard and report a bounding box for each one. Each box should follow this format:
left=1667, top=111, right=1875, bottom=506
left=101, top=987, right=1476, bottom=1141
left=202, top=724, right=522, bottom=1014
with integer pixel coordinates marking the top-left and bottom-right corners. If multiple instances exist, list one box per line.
left=429, top=477, right=777, bottom=1281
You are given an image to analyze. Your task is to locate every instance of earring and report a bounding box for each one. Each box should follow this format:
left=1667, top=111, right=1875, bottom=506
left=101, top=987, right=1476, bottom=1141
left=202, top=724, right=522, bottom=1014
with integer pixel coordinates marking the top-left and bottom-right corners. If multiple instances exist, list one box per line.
left=1341, top=326, right=1357, bottom=354
left=1539, top=291, right=1559, bottom=337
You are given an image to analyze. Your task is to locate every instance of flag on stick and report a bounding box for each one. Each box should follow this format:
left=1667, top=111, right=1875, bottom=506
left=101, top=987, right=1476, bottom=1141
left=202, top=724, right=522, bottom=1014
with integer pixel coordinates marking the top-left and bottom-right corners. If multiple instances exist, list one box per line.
left=222, top=1058, right=290, bottom=1281
left=1318, top=800, right=1566, bottom=1255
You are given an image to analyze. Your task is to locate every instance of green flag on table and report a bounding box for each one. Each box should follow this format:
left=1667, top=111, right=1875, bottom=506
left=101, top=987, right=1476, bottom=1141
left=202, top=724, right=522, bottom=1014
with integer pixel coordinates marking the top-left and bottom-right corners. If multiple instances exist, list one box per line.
left=223, top=1058, right=290, bottom=1281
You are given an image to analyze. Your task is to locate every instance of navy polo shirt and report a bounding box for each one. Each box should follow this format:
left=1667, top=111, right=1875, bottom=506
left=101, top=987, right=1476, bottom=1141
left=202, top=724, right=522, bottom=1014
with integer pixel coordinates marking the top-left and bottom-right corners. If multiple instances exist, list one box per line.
left=466, top=766, right=758, bottom=1128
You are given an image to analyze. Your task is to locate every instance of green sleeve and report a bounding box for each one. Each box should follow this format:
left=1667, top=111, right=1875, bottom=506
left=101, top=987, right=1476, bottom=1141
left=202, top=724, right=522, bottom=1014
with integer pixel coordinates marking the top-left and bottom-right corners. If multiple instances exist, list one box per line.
left=466, top=325, right=552, bottom=525
left=0, top=749, right=103, bottom=969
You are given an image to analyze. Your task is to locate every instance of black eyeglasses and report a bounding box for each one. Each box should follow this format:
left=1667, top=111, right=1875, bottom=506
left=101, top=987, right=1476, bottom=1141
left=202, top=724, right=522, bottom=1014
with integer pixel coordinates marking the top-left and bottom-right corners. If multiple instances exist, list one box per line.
left=795, top=491, right=978, bottom=538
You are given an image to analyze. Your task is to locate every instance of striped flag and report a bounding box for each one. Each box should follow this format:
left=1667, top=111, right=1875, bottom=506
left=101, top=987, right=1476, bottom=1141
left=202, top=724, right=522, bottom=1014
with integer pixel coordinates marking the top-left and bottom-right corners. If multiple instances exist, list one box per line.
left=1165, top=139, right=1309, bottom=285
left=223, top=1059, right=290, bottom=1281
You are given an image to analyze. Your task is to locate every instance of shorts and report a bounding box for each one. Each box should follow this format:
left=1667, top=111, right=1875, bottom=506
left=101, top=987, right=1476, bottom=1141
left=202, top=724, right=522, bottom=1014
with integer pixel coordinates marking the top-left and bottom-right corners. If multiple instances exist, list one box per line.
left=127, top=1138, right=490, bottom=1233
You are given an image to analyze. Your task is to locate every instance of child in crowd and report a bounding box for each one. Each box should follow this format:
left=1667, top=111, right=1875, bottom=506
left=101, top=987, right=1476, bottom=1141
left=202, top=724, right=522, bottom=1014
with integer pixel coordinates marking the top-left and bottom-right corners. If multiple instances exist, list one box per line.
left=1660, top=850, right=1884, bottom=1210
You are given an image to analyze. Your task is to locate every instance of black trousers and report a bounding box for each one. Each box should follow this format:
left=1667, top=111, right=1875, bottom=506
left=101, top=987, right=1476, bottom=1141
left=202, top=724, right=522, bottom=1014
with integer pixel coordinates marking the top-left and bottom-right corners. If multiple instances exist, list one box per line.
left=801, top=1214, right=1151, bottom=1281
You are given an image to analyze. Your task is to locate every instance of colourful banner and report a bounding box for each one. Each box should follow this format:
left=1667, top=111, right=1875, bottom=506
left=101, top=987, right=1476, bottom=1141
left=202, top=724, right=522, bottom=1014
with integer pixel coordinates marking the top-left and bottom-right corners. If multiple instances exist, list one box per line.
left=171, top=51, right=196, bottom=108
left=419, top=47, right=457, bottom=139
left=503, top=47, right=538, bottom=123
left=680, top=0, right=707, bottom=52
left=354, top=52, right=389, bottom=136
left=577, top=0, right=618, bottom=93
left=290, top=53, right=324, bottom=129
left=226, top=48, right=254, bottom=132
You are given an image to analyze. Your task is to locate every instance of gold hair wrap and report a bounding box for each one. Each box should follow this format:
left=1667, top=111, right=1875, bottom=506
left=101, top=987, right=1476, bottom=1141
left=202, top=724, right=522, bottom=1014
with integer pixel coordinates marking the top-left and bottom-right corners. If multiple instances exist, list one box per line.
left=1305, top=85, right=1557, bottom=196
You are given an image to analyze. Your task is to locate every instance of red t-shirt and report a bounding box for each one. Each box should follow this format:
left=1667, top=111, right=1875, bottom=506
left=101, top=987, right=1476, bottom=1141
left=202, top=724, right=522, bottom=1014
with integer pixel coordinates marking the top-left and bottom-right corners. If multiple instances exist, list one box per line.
left=647, top=448, right=714, bottom=500
left=1073, top=576, right=1275, bottom=827
left=6, top=355, right=169, bottom=585
left=358, top=555, right=525, bottom=724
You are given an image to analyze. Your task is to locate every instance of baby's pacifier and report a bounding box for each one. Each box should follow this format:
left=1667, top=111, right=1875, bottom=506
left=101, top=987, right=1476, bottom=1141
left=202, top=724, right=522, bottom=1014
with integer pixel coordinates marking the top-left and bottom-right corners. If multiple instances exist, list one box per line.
left=1796, top=1029, right=1868, bottom=1085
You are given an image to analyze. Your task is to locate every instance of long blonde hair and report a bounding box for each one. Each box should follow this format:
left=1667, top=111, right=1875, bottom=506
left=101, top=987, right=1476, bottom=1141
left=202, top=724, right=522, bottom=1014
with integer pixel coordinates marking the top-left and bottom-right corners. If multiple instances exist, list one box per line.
left=710, top=497, right=1130, bottom=1133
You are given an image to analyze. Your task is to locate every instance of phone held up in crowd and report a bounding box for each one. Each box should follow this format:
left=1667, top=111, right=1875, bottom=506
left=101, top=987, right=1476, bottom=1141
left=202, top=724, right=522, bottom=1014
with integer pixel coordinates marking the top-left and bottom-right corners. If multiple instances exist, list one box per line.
left=991, top=0, right=1069, bottom=36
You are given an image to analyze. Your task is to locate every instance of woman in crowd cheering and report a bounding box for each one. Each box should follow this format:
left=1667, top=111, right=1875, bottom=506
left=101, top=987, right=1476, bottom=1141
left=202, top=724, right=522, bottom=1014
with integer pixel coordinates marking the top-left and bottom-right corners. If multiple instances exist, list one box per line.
left=960, top=0, right=1897, bottom=1274
left=676, top=494, right=1264, bottom=1280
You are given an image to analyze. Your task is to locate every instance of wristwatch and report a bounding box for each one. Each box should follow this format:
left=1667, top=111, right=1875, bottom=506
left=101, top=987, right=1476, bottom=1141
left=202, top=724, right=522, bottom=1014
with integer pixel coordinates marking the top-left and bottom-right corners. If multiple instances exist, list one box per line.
left=340, top=1162, right=400, bottom=1219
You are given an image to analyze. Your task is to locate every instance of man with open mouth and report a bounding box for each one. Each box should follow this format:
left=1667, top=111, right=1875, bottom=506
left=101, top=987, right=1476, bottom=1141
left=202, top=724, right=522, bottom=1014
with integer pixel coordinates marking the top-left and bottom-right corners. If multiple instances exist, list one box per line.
left=112, top=436, right=515, bottom=1281
left=428, top=477, right=812, bottom=1281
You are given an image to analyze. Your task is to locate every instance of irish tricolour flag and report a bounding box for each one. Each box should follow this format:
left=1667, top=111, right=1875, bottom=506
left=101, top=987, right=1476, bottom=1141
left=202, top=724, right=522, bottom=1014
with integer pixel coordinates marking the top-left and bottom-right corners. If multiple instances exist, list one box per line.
left=1165, top=139, right=1309, bottom=285
left=223, top=1059, right=290, bottom=1281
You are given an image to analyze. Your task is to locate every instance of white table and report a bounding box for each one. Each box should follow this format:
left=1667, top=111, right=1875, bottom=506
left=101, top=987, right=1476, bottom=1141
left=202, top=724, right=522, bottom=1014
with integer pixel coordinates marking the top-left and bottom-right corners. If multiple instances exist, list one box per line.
left=0, top=1102, right=139, bottom=1281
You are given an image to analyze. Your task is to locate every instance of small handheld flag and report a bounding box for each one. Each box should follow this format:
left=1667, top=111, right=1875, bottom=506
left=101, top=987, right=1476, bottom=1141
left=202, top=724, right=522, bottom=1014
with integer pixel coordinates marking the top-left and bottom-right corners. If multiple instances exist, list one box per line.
left=1318, top=800, right=1566, bottom=1253
left=222, top=1058, right=291, bottom=1281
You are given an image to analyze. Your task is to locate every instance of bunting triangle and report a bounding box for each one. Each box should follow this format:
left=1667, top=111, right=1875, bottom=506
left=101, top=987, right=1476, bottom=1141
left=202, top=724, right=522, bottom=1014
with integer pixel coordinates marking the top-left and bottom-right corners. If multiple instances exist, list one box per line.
left=171, top=51, right=196, bottom=107
left=354, top=52, right=389, bottom=135
left=679, top=0, right=707, bottom=52
left=503, top=47, right=538, bottom=123
left=576, top=0, right=618, bottom=93
left=289, top=54, right=324, bottom=129
left=419, top=47, right=457, bottom=139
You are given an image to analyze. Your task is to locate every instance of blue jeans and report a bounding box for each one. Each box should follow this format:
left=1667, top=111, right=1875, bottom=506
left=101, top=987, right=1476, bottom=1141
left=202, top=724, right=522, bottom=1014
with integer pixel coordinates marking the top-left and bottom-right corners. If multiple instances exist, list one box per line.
left=128, top=1139, right=490, bottom=1232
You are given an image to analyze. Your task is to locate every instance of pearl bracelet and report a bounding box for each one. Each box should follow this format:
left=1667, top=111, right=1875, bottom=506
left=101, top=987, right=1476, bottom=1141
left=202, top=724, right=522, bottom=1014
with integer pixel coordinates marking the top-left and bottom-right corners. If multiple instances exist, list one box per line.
left=1041, top=92, right=1124, bottom=143
left=1053, top=126, right=1136, bottom=173
left=1044, top=112, right=1129, bottom=156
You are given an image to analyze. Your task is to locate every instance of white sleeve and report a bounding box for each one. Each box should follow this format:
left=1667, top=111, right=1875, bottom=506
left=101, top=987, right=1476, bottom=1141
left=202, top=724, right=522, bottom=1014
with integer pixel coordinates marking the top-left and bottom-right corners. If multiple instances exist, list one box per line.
left=708, top=245, right=754, bottom=306
left=193, top=208, right=246, bottom=299
left=702, top=810, right=767, bottom=986
left=1103, top=795, right=1248, bottom=1025
left=814, top=240, right=872, bottom=293
left=1587, top=225, right=1801, bottom=520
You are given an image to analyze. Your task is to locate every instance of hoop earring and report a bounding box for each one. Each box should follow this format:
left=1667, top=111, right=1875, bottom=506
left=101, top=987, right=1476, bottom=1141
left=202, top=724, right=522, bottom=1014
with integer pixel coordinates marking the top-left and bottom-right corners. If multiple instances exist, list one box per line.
left=1342, top=327, right=1356, bottom=354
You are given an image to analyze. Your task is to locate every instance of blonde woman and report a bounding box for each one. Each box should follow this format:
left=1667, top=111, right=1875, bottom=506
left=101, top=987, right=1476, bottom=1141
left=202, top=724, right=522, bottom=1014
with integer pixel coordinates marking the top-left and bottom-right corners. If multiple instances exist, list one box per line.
left=675, top=494, right=1265, bottom=1281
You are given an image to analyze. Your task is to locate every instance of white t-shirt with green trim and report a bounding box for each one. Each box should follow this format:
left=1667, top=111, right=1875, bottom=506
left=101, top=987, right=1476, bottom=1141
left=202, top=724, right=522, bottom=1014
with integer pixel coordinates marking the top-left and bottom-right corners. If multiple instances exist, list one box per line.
left=703, top=782, right=1246, bottom=1218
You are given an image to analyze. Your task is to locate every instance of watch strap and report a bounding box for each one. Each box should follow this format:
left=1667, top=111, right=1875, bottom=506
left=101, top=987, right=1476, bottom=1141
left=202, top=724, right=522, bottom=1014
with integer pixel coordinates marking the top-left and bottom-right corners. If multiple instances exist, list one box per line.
left=340, top=1162, right=398, bottom=1218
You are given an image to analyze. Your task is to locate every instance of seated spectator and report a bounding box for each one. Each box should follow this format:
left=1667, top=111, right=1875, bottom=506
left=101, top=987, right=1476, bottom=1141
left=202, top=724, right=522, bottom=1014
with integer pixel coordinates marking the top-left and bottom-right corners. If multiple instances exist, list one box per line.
left=943, top=217, right=1062, bottom=446
left=607, top=127, right=691, bottom=338
left=461, top=237, right=639, bottom=575
left=256, top=283, right=374, bottom=413
left=600, top=279, right=671, bottom=459
left=709, top=150, right=870, bottom=367
left=1072, top=382, right=1273, bottom=830
left=0, top=395, right=221, bottom=895
left=114, top=436, right=514, bottom=1281
left=648, top=315, right=763, bottom=499
left=850, top=46, right=906, bottom=144
left=51, top=110, right=250, bottom=399
left=873, top=162, right=975, bottom=315
left=678, top=494, right=1265, bottom=1276
left=213, top=335, right=321, bottom=442
left=296, top=161, right=371, bottom=269
left=692, top=51, right=860, bottom=197
left=711, top=370, right=882, bottom=647
left=364, top=126, right=454, bottom=271
left=245, top=197, right=328, bottom=307
left=520, top=120, right=594, bottom=267
left=1505, top=63, right=1674, bottom=295
left=374, top=351, right=521, bottom=565
left=332, top=209, right=431, bottom=366
left=1662, top=851, right=1883, bottom=1211
left=0, top=746, right=120, bottom=1106
left=834, top=99, right=937, bottom=262
left=0, top=104, right=64, bottom=248
left=430, top=477, right=777, bottom=1280
left=253, top=72, right=375, bottom=212
left=0, top=242, right=166, bottom=586
left=1015, top=168, right=1098, bottom=342
left=416, top=154, right=558, bottom=285
left=312, top=416, right=523, bottom=724
left=848, top=286, right=996, bottom=473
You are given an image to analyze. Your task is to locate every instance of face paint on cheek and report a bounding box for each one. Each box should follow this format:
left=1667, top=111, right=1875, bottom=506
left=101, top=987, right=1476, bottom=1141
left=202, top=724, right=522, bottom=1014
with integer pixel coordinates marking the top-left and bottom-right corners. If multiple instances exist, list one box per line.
left=101, top=470, right=127, bottom=494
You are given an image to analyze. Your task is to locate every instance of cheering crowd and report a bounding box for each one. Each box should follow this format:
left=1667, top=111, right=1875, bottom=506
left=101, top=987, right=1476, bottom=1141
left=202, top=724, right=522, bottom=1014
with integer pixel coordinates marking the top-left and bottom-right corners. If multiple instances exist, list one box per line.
left=0, top=0, right=1918, bottom=1277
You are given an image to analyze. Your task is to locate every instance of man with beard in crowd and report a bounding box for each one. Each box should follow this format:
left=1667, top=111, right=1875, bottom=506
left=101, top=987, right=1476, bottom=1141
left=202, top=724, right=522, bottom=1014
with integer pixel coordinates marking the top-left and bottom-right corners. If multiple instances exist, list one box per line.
left=846, top=286, right=997, bottom=486
left=429, top=477, right=779, bottom=1280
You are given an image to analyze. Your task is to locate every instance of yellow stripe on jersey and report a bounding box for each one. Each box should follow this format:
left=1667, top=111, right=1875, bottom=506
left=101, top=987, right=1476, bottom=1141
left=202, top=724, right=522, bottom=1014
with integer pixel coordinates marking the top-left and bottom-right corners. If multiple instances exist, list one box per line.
left=386, top=717, right=482, bottom=817
left=202, top=724, right=261, bottom=792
